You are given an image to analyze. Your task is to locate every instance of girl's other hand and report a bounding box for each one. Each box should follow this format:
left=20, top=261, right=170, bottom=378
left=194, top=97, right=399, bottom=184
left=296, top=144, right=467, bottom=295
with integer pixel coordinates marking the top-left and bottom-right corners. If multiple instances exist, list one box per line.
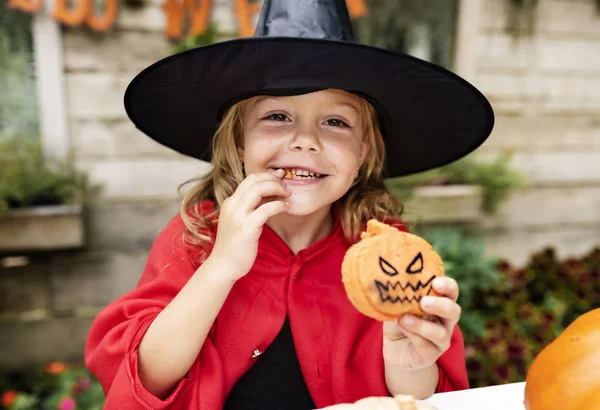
left=382, top=277, right=461, bottom=369
left=208, top=169, right=291, bottom=282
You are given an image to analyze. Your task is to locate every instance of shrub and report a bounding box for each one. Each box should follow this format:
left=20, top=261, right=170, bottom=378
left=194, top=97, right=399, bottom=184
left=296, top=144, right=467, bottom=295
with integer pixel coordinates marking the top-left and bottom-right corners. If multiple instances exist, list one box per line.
left=0, top=138, right=99, bottom=212
left=0, top=362, right=104, bottom=410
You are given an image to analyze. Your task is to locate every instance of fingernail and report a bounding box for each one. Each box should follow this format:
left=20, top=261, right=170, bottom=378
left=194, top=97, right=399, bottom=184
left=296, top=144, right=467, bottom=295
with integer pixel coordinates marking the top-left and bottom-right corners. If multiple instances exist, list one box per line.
left=401, top=315, right=415, bottom=327
left=434, top=278, right=446, bottom=290
left=421, top=296, right=434, bottom=309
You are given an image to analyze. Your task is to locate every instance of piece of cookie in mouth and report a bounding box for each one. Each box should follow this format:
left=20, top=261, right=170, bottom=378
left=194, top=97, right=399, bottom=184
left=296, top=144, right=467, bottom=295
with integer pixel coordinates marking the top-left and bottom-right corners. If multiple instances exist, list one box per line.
left=273, top=168, right=328, bottom=180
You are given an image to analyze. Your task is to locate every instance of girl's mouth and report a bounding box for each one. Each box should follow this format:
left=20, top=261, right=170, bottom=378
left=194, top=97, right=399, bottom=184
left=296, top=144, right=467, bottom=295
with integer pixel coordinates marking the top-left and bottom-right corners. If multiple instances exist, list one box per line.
left=272, top=167, right=328, bottom=180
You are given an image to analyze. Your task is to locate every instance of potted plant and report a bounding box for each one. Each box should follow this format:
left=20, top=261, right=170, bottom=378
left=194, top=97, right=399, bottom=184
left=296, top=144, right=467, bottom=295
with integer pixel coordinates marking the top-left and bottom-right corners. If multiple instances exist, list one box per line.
left=0, top=138, right=100, bottom=253
left=385, top=151, right=527, bottom=224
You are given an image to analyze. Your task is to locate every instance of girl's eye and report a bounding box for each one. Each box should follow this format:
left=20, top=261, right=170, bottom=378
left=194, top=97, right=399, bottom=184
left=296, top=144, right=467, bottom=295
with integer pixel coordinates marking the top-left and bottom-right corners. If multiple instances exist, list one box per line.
left=325, top=118, right=350, bottom=128
left=264, top=113, right=289, bottom=122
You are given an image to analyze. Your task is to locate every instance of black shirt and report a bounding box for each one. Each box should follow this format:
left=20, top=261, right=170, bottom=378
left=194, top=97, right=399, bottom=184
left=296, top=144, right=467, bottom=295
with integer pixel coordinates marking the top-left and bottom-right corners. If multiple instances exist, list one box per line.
left=223, top=317, right=317, bottom=410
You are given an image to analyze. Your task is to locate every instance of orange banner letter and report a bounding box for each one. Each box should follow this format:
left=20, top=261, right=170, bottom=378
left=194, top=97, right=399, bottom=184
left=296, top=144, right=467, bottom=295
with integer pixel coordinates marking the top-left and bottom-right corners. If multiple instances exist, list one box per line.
left=85, top=0, right=118, bottom=31
left=7, top=0, right=44, bottom=13
left=52, top=0, right=90, bottom=26
left=346, top=0, right=367, bottom=19
left=163, top=0, right=213, bottom=39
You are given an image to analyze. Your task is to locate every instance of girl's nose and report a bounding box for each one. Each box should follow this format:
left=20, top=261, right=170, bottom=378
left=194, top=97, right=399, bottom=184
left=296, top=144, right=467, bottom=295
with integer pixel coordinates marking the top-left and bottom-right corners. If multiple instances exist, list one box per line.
left=288, top=129, right=322, bottom=154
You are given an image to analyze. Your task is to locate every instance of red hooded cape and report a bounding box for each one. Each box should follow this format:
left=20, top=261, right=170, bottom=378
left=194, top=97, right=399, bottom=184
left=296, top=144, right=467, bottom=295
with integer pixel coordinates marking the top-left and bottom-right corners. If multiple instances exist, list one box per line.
left=85, top=201, right=468, bottom=409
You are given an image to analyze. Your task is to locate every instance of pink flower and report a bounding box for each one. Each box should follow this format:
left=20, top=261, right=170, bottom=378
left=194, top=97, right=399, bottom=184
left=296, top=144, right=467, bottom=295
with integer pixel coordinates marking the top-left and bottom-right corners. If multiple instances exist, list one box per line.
left=58, top=396, right=76, bottom=410
left=72, top=375, right=93, bottom=395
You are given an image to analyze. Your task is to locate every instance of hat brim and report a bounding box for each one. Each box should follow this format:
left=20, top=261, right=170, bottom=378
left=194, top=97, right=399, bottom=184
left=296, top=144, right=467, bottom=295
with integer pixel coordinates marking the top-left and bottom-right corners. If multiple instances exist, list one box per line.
left=124, top=37, right=494, bottom=178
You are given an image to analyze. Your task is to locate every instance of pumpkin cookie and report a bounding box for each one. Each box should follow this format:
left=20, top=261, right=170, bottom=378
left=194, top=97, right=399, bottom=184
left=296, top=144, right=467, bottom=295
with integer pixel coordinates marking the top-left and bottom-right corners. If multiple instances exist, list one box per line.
left=342, top=220, right=444, bottom=321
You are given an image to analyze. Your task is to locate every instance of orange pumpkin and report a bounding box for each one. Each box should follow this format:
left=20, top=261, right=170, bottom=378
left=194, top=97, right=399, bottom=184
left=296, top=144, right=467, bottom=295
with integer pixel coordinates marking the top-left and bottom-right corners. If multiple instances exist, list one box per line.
left=342, top=219, right=444, bottom=321
left=524, top=307, right=600, bottom=410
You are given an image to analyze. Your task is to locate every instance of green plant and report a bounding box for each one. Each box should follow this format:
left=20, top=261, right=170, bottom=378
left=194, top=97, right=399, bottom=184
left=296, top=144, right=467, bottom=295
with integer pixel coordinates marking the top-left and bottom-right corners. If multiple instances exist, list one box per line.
left=415, top=226, right=600, bottom=388
left=353, top=0, right=459, bottom=69
left=464, top=246, right=600, bottom=388
left=170, top=23, right=221, bottom=54
left=419, top=227, right=505, bottom=342
left=1, top=362, right=104, bottom=410
left=386, top=151, right=527, bottom=213
left=0, top=138, right=100, bottom=211
left=0, top=16, right=39, bottom=140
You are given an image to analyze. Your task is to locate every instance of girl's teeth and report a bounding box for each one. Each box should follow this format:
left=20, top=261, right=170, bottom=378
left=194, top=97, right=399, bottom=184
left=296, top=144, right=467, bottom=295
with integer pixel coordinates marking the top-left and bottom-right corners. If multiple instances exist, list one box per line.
left=283, top=168, right=323, bottom=178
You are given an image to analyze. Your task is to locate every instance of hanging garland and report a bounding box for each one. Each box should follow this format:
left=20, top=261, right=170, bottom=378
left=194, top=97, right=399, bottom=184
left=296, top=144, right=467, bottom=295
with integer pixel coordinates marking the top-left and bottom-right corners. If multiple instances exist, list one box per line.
left=5, top=0, right=368, bottom=39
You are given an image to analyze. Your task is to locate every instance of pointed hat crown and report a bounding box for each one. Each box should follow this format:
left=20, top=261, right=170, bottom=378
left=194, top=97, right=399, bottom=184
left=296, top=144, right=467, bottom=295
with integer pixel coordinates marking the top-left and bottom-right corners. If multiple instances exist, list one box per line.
left=254, top=0, right=356, bottom=42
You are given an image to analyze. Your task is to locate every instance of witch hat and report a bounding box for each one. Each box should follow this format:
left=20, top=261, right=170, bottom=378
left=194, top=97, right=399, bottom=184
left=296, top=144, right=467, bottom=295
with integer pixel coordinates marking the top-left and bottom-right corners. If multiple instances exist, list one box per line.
left=124, top=0, right=494, bottom=177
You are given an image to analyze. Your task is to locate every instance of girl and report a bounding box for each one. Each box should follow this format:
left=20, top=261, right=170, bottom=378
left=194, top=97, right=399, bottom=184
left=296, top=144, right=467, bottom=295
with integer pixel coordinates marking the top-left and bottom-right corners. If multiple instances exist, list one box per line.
left=85, top=1, right=494, bottom=409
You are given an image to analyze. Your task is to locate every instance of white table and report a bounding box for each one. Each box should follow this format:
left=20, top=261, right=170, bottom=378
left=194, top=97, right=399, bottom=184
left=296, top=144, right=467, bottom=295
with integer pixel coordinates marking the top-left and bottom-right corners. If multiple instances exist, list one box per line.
left=424, top=382, right=526, bottom=410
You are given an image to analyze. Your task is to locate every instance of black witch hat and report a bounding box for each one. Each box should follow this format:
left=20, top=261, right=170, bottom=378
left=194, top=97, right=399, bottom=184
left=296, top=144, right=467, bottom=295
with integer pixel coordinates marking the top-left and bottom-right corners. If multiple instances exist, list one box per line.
left=124, top=0, right=494, bottom=177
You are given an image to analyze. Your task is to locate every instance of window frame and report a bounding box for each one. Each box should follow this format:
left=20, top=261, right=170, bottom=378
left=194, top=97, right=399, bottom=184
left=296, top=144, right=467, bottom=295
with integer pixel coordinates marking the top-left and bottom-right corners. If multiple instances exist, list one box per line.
left=31, top=0, right=70, bottom=162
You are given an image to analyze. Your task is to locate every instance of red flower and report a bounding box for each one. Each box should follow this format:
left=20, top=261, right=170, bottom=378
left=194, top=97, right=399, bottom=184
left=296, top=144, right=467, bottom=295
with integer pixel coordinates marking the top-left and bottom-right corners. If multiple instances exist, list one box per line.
left=1, top=390, right=18, bottom=408
left=46, top=362, right=66, bottom=375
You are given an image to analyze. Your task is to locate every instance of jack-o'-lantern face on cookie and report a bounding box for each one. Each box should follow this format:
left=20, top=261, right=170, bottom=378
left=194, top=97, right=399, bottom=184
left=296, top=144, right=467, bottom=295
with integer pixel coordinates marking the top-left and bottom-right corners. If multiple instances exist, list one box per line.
left=342, top=220, right=445, bottom=320
left=371, top=248, right=437, bottom=310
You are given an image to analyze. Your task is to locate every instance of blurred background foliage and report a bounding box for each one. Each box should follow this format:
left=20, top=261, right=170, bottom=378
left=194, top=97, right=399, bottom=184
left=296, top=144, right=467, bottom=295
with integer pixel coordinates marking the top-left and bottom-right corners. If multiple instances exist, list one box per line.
left=0, top=139, right=100, bottom=212
left=0, top=2, right=38, bottom=141
left=421, top=228, right=600, bottom=388
left=352, top=0, right=459, bottom=69
left=0, top=364, right=104, bottom=410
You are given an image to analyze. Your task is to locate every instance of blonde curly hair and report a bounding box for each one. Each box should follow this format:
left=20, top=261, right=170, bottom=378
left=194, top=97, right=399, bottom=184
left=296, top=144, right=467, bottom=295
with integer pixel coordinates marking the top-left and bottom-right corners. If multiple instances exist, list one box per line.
left=179, top=93, right=402, bottom=255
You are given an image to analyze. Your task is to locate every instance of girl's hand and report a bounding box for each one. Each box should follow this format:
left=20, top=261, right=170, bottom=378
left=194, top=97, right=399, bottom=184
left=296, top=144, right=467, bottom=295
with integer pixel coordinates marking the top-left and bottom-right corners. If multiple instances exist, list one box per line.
left=382, top=277, right=461, bottom=369
left=208, top=169, right=291, bottom=282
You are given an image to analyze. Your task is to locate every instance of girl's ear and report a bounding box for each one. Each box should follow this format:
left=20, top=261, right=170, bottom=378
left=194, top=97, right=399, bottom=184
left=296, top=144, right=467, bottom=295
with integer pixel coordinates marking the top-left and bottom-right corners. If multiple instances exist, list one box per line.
left=237, top=147, right=244, bottom=162
left=358, top=138, right=369, bottom=166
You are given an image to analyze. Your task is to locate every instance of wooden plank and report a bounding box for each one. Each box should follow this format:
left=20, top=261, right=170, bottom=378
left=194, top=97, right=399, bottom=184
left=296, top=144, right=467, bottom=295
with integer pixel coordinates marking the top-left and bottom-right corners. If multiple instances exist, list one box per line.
left=478, top=151, right=600, bottom=185
left=65, top=72, right=135, bottom=120
left=70, top=119, right=181, bottom=159
left=78, top=158, right=211, bottom=199
left=476, top=72, right=600, bottom=114
left=64, top=31, right=170, bottom=72
left=480, top=115, right=600, bottom=151
left=479, top=186, right=600, bottom=228
left=478, top=223, right=600, bottom=266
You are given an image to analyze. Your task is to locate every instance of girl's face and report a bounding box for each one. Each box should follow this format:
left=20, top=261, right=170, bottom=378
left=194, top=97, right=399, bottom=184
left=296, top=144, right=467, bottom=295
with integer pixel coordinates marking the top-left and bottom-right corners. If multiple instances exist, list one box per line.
left=241, top=89, right=369, bottom=216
